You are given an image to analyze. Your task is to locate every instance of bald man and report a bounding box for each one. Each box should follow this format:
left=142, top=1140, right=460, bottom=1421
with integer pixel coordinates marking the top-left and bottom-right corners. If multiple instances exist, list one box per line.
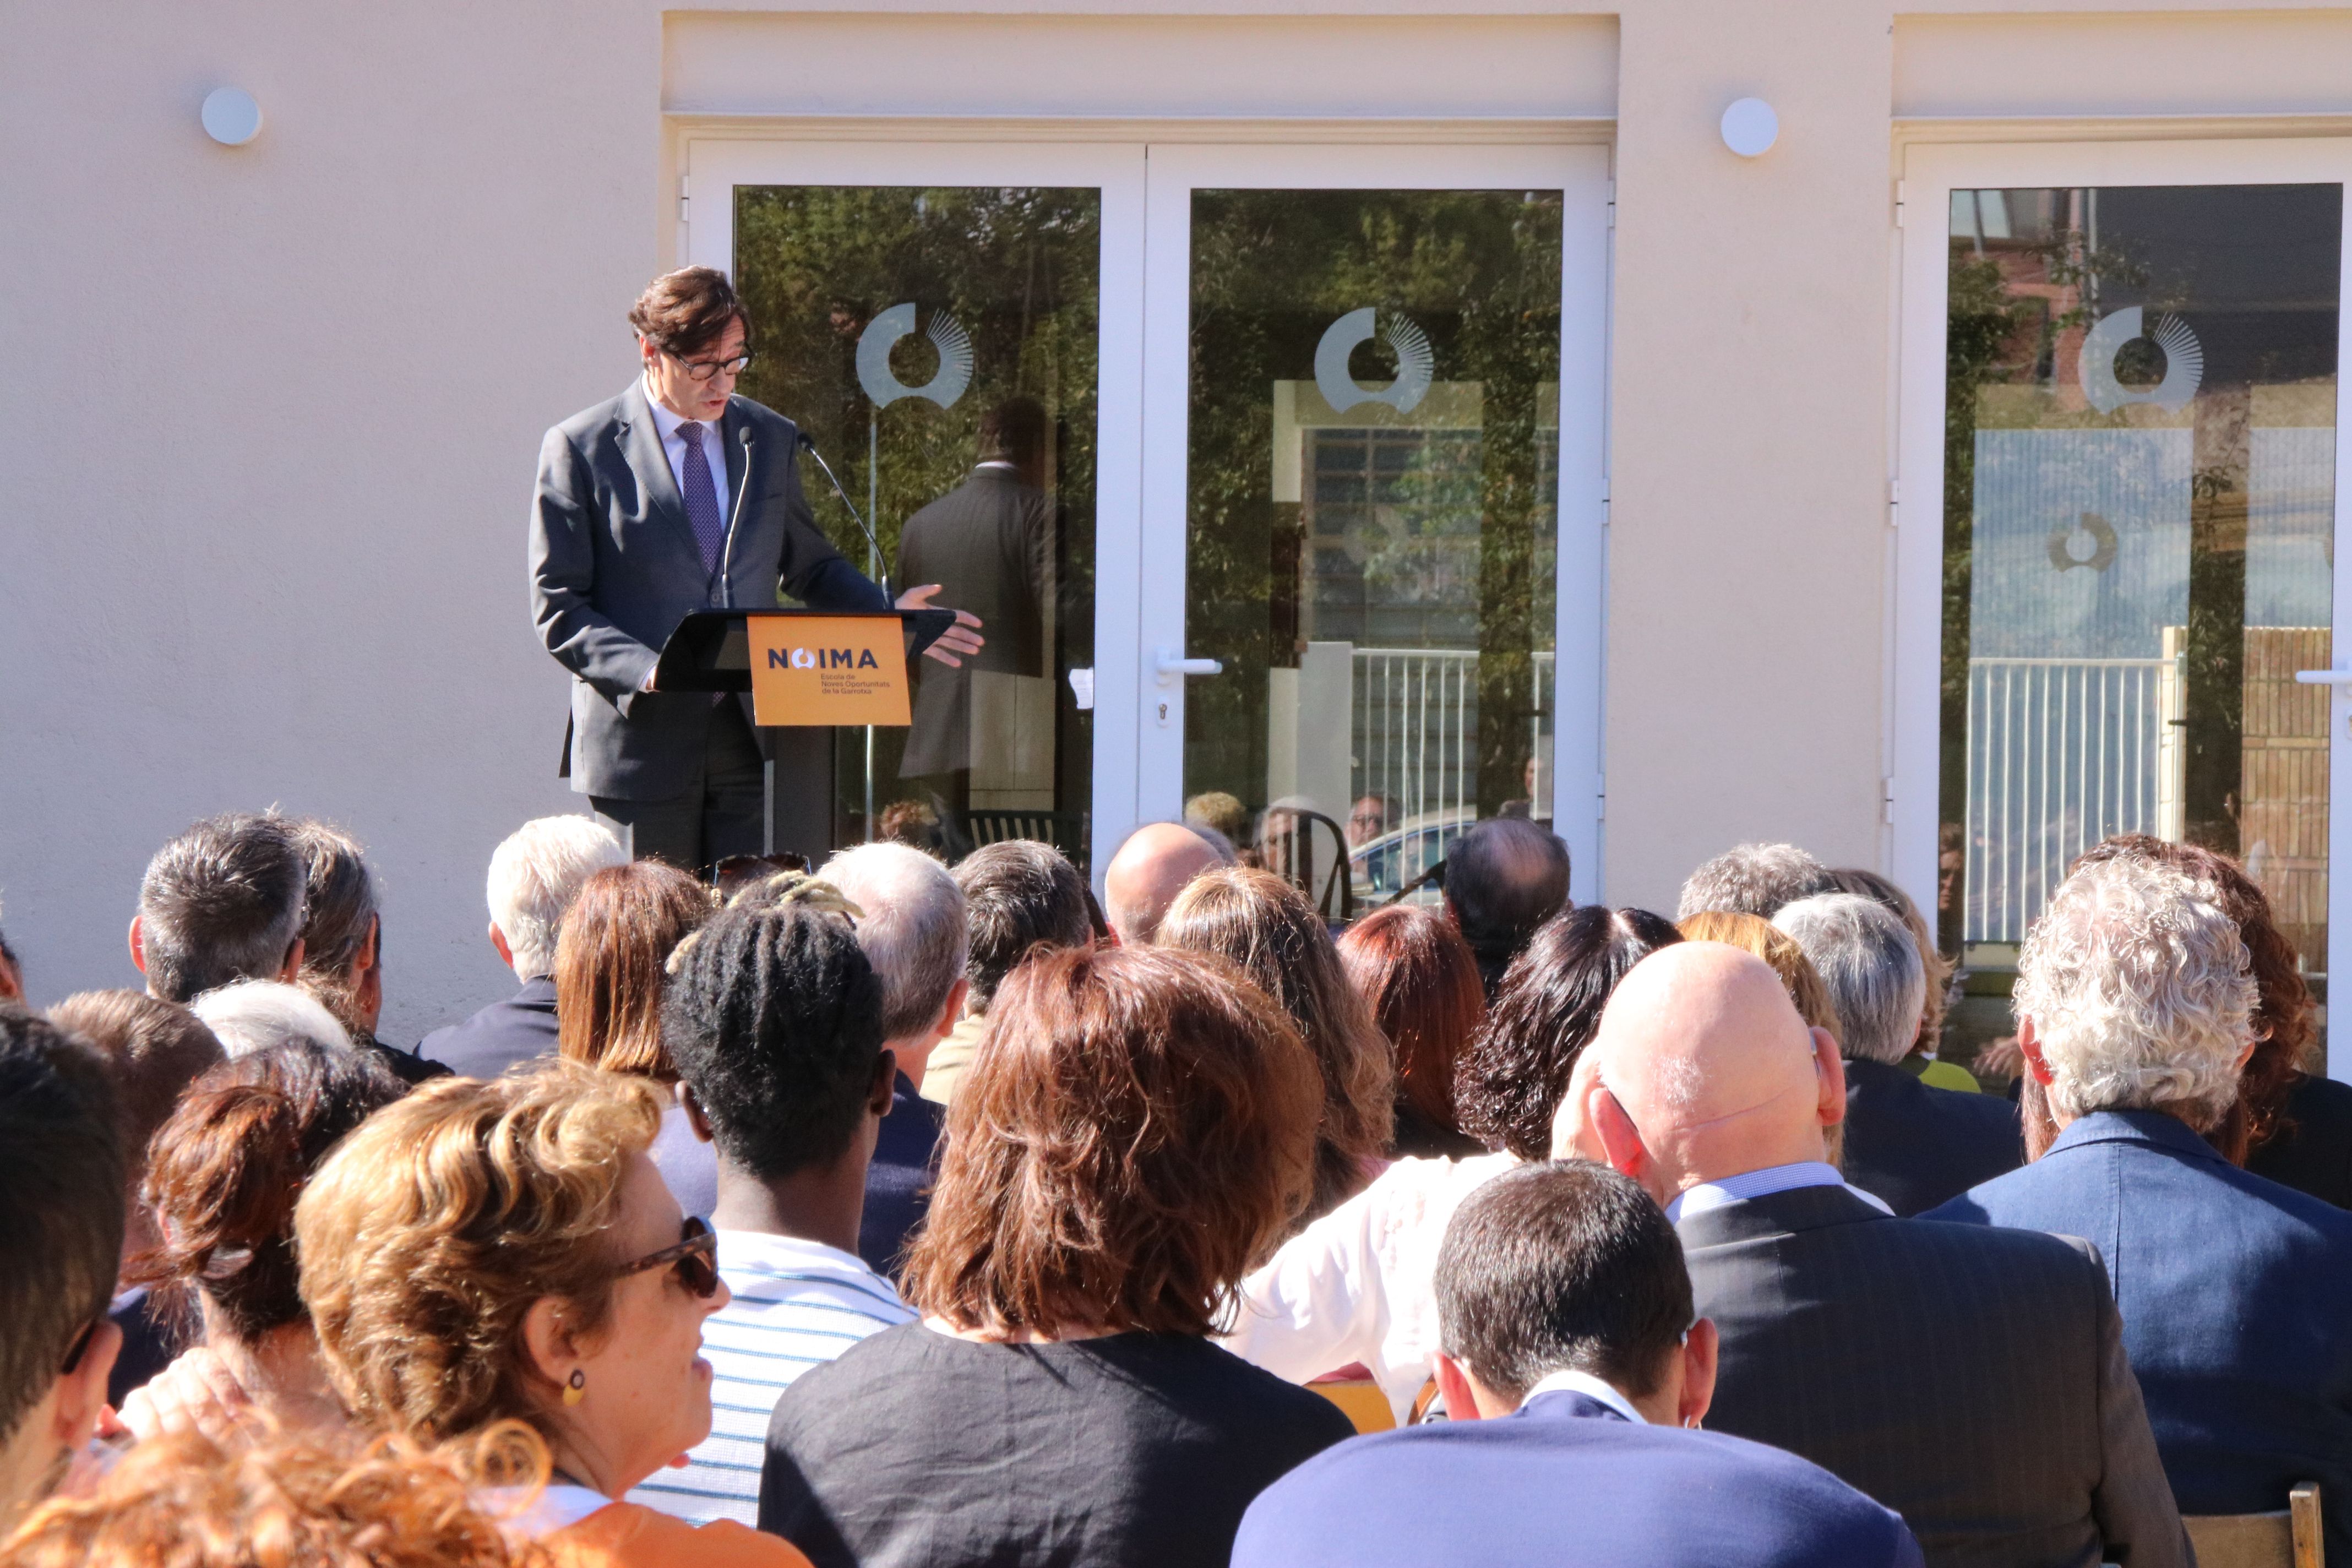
left=1102, top=823, right=1225, bottom=945
left=1557, top=944, right=2188, bottom=1568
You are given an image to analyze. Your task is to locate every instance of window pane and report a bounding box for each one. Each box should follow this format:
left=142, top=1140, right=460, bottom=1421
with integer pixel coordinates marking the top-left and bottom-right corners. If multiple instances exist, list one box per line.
left=1185, top=189, right=1564, bottom=912
left=735, top=186, right=1100, bottom=871
left=1941, top=184, right=2340, bottom=1064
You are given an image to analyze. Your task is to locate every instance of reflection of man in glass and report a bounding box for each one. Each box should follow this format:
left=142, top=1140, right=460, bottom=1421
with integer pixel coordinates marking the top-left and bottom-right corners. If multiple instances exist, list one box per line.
left=1347, top=794, right=1392, bottom=848
left=897, top=399, right=1055, bottom=824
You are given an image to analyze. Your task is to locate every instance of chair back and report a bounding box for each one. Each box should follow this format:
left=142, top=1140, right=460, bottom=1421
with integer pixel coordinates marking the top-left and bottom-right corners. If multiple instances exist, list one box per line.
left=1307, top=1378, right=1395, bottom=1435
left=2181, top=1482, right=2323, bottom=1568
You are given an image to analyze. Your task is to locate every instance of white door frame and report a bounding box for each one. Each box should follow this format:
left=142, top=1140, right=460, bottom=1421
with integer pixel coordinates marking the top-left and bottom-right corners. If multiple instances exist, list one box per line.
left=1894, top=138, right=2352, bottom=1074
left=1138, top=143, right=1613, bottom=901
left=682, top=138, right=1150, bottom=876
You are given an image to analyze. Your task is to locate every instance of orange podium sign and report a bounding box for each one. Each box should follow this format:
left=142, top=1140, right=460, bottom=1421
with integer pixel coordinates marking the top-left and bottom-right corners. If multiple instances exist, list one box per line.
left=746, top=614, right=910, bottom=727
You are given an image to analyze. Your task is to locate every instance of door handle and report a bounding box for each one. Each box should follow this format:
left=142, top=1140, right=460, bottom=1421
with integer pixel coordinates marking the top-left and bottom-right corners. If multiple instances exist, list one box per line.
left=1156, top=647, right=1224, bottom=687
left=2293, top=669, right=2352, bottom=684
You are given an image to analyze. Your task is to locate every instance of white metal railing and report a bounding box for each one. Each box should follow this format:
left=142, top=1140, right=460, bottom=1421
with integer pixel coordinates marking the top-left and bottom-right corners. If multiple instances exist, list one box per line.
left=1352, top=647, right=1555, bottom=826
left=1965, top=655, right=2179, bottom=944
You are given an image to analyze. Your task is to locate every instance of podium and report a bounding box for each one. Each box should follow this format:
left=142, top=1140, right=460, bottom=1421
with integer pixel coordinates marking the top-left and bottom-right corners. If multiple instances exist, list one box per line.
left=653, top=607, right=958, bottom=858
left=651, top=607, right=958, bottom=703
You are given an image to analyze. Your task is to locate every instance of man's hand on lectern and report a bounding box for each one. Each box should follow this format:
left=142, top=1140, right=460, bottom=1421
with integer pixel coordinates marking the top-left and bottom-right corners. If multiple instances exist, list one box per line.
left=896, top=584, right=987, bottom=668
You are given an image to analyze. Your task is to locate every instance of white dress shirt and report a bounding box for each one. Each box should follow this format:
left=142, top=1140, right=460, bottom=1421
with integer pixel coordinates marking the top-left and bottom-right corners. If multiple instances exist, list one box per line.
left=1521, top=1368, right=1647, bottom=1424
left=644, top=382, right=732, bottom=535
left=1223, top=1152, right=1519, bottom=1423
left=1663, top=1159, right=1894, bottom=1224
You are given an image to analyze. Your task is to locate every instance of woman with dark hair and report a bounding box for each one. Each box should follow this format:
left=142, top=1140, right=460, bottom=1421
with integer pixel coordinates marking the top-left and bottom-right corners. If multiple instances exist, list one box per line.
left=1158, top=867, right=1395, bottom=1222
left=2073, top=835, right=2350, bottom=1204
left=1337, top=906, right=1487, bottom=1160
left=1227, top=905, right=1682, bottom=1424
left=1457, top=906, right=1687, bottom=1158
left=554, top=862, right=717, bottom=1213
left=756, top=945, right=1354, bottom=1568
left=118, top=1039, right=407, bottom=1443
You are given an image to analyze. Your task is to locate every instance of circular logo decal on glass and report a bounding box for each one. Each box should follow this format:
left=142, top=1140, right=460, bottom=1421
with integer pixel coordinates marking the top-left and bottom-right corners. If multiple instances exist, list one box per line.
left=2078, top=307, right=2203, bottom=415
left=856, top=302, right=974, bottom=410
left=1314, top=307, right=1434, bottom=416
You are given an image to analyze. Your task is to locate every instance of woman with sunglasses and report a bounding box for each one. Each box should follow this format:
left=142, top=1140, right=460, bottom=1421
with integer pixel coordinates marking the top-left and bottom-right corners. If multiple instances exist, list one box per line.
left=293, top=1061, right=807, bottom=1568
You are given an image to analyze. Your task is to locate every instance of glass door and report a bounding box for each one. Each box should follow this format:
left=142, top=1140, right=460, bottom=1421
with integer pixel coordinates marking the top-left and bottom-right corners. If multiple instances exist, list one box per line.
left=1139, top=144, right=1610, bottom=912
left=1896, top=140, right=2352, bottom=1079
left=685, top=140, right=1145, bottom=878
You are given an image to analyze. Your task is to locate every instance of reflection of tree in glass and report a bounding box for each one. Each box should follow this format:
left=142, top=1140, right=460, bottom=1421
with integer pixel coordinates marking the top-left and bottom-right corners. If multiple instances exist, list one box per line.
left=1187, top=190, right=1564, bottom=816
left=730, top=186, right=1103, bottom=837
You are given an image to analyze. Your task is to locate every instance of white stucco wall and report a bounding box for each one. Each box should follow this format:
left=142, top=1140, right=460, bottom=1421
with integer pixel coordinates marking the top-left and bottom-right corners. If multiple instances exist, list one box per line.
left=6, top=0, right=2351, bottom=1031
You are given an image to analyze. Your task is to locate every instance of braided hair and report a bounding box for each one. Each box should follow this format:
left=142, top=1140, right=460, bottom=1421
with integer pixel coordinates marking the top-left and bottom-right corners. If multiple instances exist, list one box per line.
left=661, top=876, right=886, bottom=1181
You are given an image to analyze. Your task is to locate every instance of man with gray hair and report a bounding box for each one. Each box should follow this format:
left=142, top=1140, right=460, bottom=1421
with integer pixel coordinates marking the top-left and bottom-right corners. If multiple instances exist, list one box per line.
left=1931, top=856, right=2352, bottom=1562
left=818, top=841, right=968, bottom=1277
left=927, top=840, right=1093, bottom=1108
left=1773, top=893, right=2019, bottom=1215
left=129, top=813, right=308, bottom=1003
left=1557, top=940, right=2186, bottom=1566
left=419, top=815, right=626, bottom=1079
left=1675, top=842, right=1838, bottom=922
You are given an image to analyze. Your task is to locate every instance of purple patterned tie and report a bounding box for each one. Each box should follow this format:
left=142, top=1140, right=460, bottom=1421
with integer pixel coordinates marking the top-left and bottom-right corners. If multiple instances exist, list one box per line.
left=676, top=421, right=725, bottom=578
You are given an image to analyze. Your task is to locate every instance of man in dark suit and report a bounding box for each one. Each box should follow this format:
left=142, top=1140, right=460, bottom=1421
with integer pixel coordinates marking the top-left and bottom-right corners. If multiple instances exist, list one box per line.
left=419, top=816, right=624, bottom=1079
left=1929, top=854, right=2352, bottom=1564
left=530, top=269, right=981, bottom=872
left=1232, top=1161, right=1922, bottom=1568
left=1558, top=941, right=2188, bottom=1568
left=1773, top=893, right=2021, bottom=1215
left=896, top=397, right=1055, bottom=825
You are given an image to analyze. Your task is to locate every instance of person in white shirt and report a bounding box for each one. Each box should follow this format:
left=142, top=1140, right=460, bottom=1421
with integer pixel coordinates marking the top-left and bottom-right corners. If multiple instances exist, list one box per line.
left=1223, top=906, right=1681, bottom=1422
left=625, top=874, right=914, bottom=1527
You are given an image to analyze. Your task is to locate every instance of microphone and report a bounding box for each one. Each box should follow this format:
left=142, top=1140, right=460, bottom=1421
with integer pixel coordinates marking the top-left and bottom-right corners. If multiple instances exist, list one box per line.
left=719, top=425, right=753, bottom=610
left=797, top=430, right=891, bottom=603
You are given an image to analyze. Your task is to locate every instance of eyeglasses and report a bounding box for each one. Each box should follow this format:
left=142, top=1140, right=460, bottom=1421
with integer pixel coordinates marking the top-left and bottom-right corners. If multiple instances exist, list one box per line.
left=667, top=350, right=753, bottom=383
left=617, top=1216, right=721, bottom=1300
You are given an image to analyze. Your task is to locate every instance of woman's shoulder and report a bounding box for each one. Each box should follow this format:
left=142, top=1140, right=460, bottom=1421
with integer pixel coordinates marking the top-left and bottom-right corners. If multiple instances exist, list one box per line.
left=542, top=1502, right=814, bottom=1568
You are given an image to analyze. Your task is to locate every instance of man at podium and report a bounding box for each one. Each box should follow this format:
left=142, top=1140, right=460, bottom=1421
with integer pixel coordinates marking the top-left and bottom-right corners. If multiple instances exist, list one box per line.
left=529, top=268, right=981, bottom=872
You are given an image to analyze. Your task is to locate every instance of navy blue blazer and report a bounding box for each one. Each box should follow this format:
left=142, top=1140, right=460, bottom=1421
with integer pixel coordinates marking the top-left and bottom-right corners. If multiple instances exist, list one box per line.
left=417, top=974, right=559, bottom=1080
left=531, top=382, right=890, bottom=802
left=859, top=1071, right=944, bottom=1280
left=1231, top=1389, right=1923, bottom=1568
left=1930, top=1109, right=2352, bottom=1564
left=1840, top=1056, right=2024, bottom=1216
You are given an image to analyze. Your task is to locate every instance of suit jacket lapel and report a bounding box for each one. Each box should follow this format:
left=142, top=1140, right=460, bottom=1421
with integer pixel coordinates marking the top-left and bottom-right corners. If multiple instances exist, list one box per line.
left=616, top=380, right=705, bottom=563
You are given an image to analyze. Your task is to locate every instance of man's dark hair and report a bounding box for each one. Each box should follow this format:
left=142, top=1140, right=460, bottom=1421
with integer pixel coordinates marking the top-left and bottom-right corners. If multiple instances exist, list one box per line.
left=46, top=991, right=225, bottom=1175
left=0, top=1003, right=125, bottom=1444
left=1444, top=819, right=1572, bottom=985
left=628, top=266, right=750, bottom=361
left=662, top=897, right=886, bottom=1182
left=1436, top=1160, right=1692, bottom=1404
left=979, top=397, right=1049, bottom=469
left=954, top=841, right=1092, bottom=1010
left=137, top=814, right=307, bottom=1003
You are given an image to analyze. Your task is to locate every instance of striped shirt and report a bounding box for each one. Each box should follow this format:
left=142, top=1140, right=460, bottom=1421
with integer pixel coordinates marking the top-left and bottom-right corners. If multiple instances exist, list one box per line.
left=628, top=1230, right=914, bottom=1526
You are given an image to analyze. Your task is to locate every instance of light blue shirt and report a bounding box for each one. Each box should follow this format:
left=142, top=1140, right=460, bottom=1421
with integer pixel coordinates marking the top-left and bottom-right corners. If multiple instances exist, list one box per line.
left=1522, top=1368, right=1647, bottom=1424
left=1663, top=1160, right=1895, bottom=1224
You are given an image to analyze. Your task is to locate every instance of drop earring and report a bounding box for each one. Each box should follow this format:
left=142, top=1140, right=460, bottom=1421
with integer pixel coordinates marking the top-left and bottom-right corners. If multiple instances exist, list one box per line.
left=563, top=1369, right=586, bottom=1407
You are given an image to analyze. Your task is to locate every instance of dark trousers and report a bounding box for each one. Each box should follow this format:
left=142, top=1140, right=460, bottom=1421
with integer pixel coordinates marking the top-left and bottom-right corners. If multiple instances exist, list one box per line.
left=591, top=697, right=765, bottom=873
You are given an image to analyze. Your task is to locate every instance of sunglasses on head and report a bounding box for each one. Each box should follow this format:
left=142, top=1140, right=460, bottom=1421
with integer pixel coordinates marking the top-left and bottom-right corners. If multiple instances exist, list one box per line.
left=616, top=1215, right=721, bottom=1300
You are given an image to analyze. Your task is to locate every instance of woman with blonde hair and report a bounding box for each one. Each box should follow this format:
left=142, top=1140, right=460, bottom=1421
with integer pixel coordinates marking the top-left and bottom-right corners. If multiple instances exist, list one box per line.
left=1158, top=866, right=1395, bottom=1221
left=293, top=1063, right=807, bottom=1567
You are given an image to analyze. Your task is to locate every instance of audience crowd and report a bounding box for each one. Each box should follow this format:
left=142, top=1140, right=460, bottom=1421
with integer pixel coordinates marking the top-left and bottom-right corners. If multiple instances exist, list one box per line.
left=0, top=812, right=2346, bottom=1568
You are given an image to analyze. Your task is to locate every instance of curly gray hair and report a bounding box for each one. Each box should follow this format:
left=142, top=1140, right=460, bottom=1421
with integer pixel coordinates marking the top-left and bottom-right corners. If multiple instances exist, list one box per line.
left=2015, top=857, right=2256, bottom=1132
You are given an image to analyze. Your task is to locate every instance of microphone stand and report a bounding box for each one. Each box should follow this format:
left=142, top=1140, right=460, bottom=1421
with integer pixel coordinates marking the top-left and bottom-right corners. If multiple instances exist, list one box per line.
left=798, top=429, right=891, bottom=843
